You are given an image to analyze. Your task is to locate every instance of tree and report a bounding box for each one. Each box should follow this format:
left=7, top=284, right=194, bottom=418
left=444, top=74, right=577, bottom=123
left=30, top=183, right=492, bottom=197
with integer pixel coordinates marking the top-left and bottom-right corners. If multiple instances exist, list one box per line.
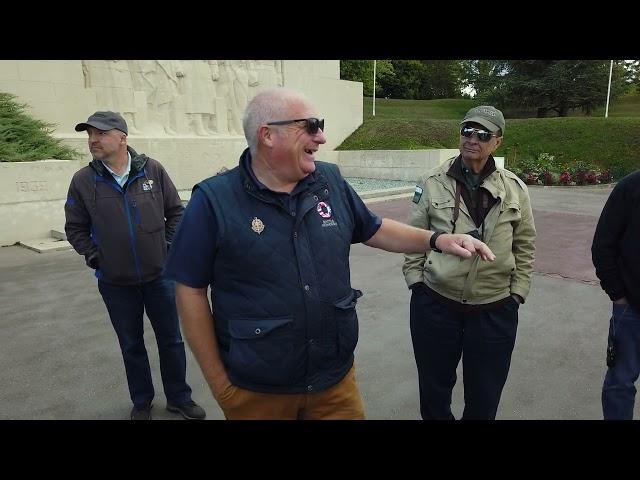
left=376, top=60, right=424, bottom=99
left=467, top=60, right=627, bottom=117
left=461, top=60, right=509, bottom=98
left=622, top=60, right=640, bottom=93
left=340, top=60, right=393, bottom=97
left=417, top=60, right=466, bottom=99
left=342, top=60, right=468, bottom=100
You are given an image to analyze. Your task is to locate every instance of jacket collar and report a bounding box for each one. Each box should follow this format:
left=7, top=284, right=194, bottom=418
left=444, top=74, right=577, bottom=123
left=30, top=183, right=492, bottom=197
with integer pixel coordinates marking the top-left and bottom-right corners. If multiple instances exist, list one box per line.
left=445, top=154, right=506, bottom=201
left=90, top=146, right=148, bottom=176
left=446, top=154, right=496, bottom=185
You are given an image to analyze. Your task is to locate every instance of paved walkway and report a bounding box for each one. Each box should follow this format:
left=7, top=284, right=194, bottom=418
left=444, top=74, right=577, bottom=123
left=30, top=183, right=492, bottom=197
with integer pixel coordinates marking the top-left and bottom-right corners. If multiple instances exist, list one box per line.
left=368, top=185, right=612, bottom=285
left=1, top=184, right=635, bottom=419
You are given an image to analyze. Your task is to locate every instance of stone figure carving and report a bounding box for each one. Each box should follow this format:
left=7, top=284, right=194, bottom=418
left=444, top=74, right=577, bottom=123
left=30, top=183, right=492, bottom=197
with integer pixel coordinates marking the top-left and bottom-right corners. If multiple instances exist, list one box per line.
left=153, top=60, right=181, bottom=135
left=177, top=60, right=220, bottom=136
left=124, top=60, right=181, bottom=135
left=219, top=60, right=259, bottom=135
left=258, top=60, right=284, bottom=86
left=275, top=60, right=284, bottom=86
left=82, top=60, right=140, bottom=134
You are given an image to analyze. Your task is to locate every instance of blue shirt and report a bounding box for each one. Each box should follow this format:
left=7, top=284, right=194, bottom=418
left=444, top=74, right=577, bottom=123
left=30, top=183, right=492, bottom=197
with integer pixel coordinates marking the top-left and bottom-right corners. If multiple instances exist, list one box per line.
left=102, top=151, right=132, bottom=188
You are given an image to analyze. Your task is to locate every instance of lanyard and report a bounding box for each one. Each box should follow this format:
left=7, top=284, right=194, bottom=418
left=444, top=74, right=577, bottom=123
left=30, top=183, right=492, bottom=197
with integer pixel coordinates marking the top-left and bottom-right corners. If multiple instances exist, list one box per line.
left=452, top=181, right=487, bottom=241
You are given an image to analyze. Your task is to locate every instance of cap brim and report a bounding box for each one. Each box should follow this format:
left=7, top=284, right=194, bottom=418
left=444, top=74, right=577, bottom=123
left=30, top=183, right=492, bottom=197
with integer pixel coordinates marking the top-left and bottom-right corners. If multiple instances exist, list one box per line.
left=74, top=121, right=116, bottom=132
left=460, top=116, right=501, bottom=133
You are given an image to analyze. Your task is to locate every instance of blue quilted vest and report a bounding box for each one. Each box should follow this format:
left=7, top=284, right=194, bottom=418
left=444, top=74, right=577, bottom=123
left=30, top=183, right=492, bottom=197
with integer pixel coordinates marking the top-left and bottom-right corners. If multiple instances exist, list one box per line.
left=196, top=150, right=362, bottom=394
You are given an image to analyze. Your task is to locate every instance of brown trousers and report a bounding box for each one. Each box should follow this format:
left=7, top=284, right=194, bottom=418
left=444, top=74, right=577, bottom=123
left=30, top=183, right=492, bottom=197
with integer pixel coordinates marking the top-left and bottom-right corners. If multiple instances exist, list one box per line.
left=216, top=364, right=365, bottom=420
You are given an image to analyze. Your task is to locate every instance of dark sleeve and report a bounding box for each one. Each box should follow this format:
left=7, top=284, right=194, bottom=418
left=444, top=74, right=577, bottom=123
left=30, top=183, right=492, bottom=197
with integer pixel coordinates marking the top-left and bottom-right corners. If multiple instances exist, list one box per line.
left=163, top=187, right=218, bottom=288
left=591, top=181, right=628, bottom=301
left=159, top=164, right=184, bottom=245
left=64, top=176, right=97, bottom=258
left=343, top=180, right=382, bottom=244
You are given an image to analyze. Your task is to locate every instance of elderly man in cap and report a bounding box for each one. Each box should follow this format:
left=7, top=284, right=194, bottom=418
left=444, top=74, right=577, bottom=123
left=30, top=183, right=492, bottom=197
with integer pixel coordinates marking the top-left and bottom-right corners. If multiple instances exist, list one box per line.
left=64, top=111, right=205, bottom=420
left=403, top=106, right=536, bottom=420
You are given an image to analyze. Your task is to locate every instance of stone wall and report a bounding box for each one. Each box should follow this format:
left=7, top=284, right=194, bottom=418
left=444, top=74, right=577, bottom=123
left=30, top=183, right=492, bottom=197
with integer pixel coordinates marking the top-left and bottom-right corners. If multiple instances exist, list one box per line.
left=337, top=150, right=505, bottom=182
left=0, top=148, right=505, bottom=246
left=0, top=60, right=363, bottom=245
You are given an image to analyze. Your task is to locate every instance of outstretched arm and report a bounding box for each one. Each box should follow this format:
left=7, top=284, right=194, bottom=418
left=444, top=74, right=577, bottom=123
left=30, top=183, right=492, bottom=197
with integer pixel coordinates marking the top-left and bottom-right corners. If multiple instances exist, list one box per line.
left=364, top=218, right=495, bottom=261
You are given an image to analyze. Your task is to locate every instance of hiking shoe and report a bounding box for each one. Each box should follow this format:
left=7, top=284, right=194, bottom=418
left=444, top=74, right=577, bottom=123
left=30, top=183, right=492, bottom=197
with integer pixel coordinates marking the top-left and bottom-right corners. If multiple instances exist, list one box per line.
left=130, top=404, right=152, bottom=420
left=166, top=400, right=206, bottom=420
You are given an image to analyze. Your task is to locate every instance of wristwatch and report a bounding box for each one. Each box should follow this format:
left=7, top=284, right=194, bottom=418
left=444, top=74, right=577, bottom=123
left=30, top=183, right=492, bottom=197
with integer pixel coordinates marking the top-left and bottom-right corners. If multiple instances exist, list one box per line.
left=429, top=231, right=444, bottom=253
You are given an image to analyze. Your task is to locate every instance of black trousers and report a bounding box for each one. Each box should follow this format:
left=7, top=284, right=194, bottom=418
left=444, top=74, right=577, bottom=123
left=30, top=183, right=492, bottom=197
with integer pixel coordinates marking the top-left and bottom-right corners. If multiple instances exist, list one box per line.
left=410, top=287, right=519, bottom=420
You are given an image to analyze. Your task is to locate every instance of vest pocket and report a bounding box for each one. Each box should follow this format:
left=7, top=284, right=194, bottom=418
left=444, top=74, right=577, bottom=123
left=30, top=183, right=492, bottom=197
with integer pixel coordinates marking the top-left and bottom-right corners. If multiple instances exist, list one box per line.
left=334, top=289, right=362, bottom=361
left=228, top=317, right=294, bottom=386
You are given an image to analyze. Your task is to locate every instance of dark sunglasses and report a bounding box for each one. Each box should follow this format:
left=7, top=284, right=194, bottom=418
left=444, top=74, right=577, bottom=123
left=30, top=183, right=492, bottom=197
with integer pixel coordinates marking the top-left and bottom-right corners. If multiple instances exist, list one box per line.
left=460, top=126, right=498, bottom=142
left=267, top=117, right=325, bottom=134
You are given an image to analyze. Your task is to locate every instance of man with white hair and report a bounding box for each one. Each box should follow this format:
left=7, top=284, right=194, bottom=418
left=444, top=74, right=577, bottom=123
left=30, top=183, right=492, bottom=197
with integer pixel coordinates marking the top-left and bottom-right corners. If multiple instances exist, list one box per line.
left=164, top=88, right=495, bottom=419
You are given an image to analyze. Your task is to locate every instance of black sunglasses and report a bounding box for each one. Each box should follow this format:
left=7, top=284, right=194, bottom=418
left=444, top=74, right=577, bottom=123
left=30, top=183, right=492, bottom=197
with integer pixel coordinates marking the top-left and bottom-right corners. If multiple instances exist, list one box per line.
left=267, top=117, right=325, bottom=134
left=460, top=126, right=498, bottom=142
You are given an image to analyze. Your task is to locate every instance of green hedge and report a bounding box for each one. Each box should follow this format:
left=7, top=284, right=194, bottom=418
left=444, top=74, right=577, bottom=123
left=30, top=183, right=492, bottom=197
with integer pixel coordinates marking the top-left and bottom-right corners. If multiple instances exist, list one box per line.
left=339, top=99, right=640, bottom=177
left=0, top=92, right=80, bottom=162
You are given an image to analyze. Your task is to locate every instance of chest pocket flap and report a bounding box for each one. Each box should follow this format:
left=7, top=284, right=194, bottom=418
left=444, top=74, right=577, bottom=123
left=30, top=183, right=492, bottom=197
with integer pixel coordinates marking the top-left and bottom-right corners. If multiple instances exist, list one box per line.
left=431, top=197, right=453, bottom=209
left=229, top=317, right=292, bottom=340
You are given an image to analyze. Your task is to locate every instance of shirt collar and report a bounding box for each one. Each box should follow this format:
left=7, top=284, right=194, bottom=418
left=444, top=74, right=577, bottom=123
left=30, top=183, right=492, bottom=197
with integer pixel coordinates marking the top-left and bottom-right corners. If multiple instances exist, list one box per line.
left=241, top=148, right=316, bottom=196
left=102, top=151, right=131, bottom=179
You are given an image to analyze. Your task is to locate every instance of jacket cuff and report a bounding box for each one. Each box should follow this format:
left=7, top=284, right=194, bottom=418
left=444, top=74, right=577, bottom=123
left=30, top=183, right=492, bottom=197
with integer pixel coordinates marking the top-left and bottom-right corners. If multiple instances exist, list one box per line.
left=608, top=291, right=627, bottom=302
left=510, top=285, right=529, bottom=304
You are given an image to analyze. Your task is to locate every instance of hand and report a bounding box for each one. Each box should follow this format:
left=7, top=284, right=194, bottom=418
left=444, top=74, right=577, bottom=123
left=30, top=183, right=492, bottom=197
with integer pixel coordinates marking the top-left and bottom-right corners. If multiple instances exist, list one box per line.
left=613, top=297, right=629, bottom=305
left=436, top=233, right=496, bottom=261
left=85, top=251, right=99, bottom=270
left=211, top=373, right=232, bottom=399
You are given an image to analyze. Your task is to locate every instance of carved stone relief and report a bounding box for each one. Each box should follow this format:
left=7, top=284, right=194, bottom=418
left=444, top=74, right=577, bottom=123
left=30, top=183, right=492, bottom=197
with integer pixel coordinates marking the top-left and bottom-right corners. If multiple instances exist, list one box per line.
left=80, top=60, right=281, bottom=136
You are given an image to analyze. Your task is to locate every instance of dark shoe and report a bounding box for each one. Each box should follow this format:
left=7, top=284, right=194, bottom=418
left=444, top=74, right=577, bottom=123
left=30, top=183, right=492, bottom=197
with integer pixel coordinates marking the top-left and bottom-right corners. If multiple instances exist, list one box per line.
left=130, top=403, right=152, bottom=420
left=166, top=400, right=206, bottom=420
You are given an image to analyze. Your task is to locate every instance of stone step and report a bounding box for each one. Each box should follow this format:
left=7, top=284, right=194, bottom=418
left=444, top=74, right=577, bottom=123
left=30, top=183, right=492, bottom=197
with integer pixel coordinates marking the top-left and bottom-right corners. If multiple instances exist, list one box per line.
left=51, top=229, right=67, bottom=241
left=358, top=186, right=414, bottom=199
left=19, top=238, right=73, bottom=253
left=363, top=192, right=413, bottom=205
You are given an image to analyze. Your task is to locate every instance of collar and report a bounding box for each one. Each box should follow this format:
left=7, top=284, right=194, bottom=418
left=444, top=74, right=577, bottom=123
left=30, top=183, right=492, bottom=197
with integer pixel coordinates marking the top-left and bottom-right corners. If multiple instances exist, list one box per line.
left=447, top=154, right=496, bottom=186
left=101, top=151, right=131, bottom=179
left=239, top=148, right=317, bottom=197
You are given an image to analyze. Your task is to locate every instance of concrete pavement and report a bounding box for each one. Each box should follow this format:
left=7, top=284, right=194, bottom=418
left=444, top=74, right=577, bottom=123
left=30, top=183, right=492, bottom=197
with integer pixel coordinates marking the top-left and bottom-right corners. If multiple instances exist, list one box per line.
left=1, top=183, right=635, bottom=419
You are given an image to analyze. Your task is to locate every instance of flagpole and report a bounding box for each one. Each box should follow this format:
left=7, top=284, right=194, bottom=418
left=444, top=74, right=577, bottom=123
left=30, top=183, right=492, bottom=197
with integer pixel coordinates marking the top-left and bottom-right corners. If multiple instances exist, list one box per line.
left=605, top=60, right=613, bottom=118
left=373, top=60, right=377, bottom=117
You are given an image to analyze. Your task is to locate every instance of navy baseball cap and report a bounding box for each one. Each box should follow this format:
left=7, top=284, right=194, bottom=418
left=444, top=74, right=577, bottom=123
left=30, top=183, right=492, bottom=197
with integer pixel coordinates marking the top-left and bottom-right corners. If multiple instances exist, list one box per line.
left=75, top=111, right=128, bottom=135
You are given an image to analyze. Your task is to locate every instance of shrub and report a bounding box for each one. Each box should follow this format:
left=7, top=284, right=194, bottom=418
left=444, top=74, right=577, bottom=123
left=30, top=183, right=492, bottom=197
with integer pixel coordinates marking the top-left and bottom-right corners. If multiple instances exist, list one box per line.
left=536, top=153, right=558, bottom=174
left=559, top=171, right=572, bottom=185
left=586, top=171, right=598, bottom=185
left=598, top=169, right=612, bottom=183
left=523, top=172, right=538, bottom=185
left=0, top=92, right=81, bottom=162
left=541, top=171, right=555, bottom=186
left=575, top=169, right=588, bottom=185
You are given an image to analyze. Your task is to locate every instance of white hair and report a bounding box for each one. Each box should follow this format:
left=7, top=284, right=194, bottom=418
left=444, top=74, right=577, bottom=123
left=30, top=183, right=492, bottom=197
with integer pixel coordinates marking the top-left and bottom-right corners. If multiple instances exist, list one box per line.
left=243, top=87, right=310, bottom=157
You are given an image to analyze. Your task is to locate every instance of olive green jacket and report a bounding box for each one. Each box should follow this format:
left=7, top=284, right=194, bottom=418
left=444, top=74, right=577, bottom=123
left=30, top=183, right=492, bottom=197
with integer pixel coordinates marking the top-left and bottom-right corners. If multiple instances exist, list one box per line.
left=402, top=156, right=536, bottom=304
